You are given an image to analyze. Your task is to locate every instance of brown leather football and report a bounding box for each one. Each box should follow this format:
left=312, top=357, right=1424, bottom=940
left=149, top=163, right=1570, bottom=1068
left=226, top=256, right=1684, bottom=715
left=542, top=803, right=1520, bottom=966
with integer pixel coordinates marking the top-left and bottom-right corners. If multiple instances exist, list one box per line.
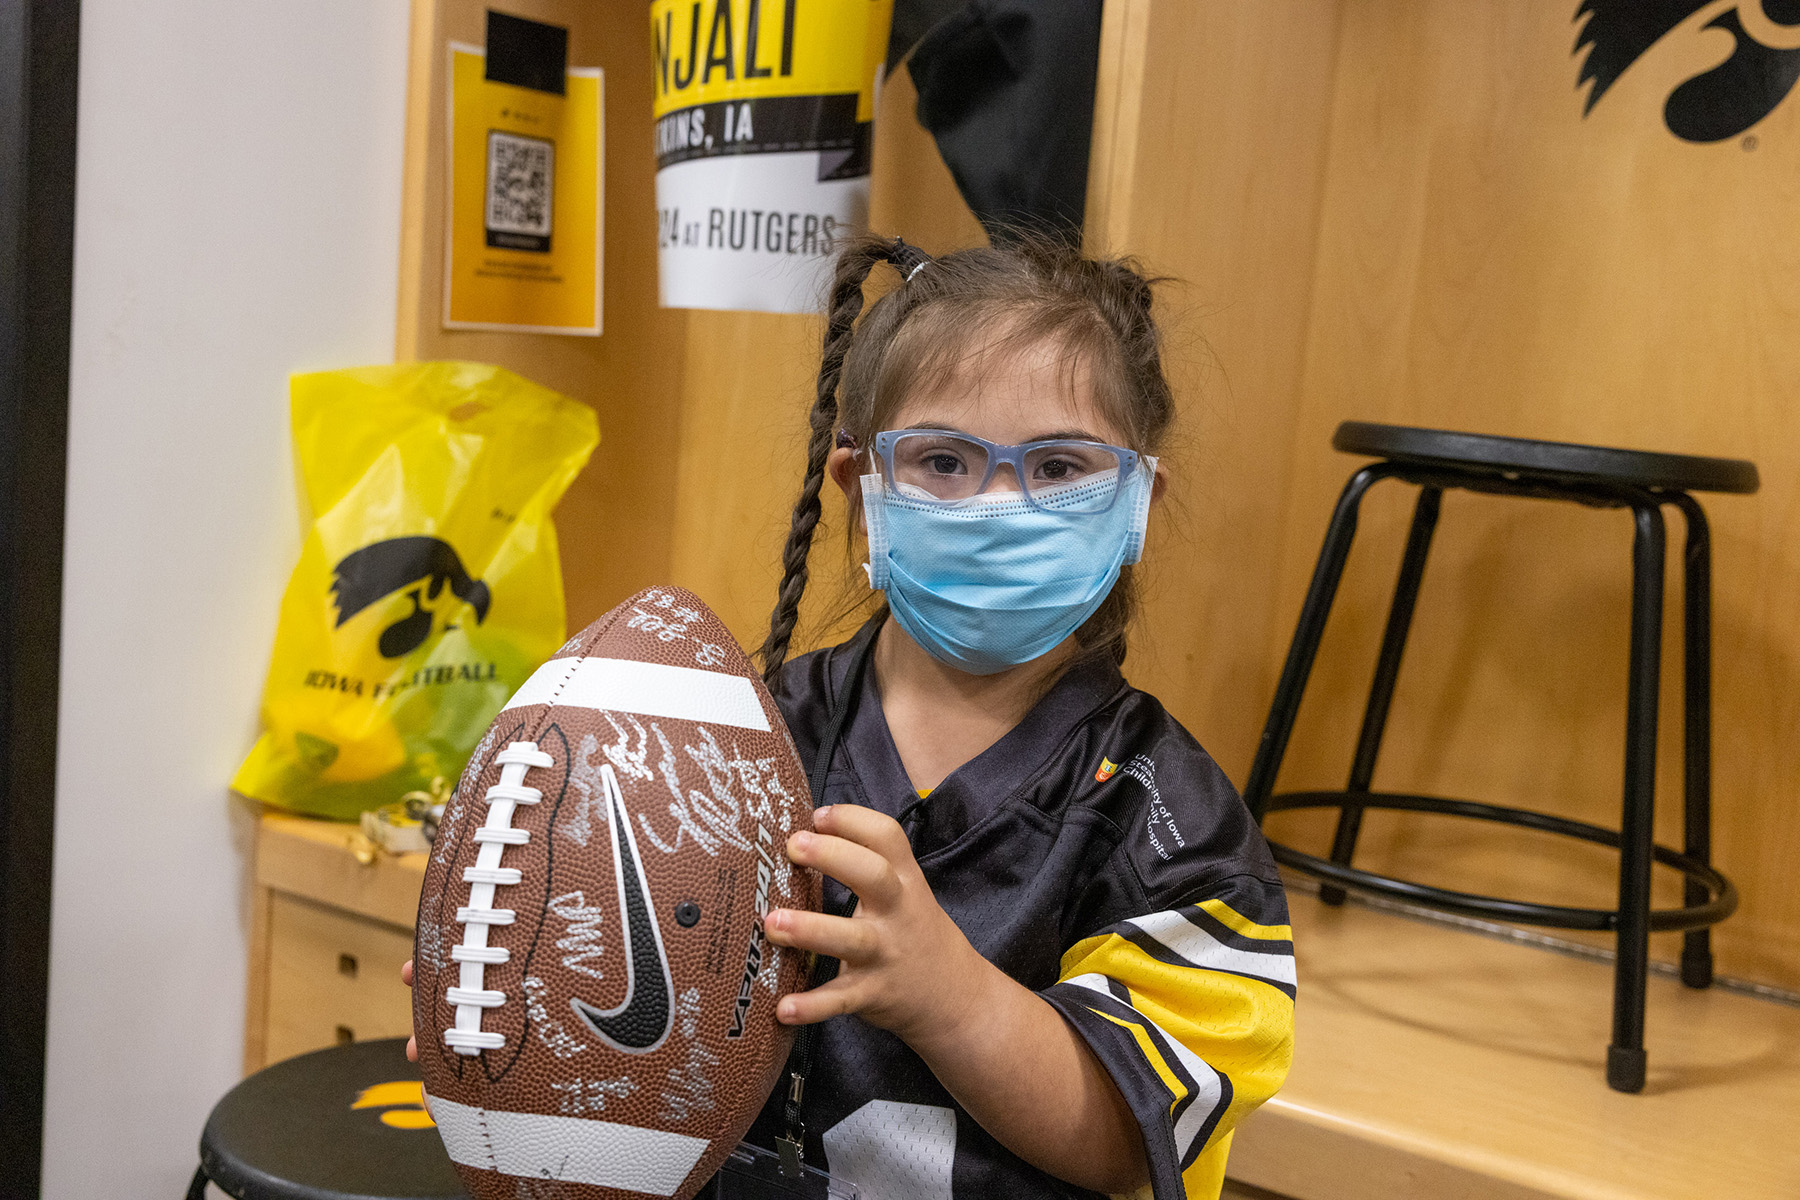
left=412, top=586, right=819, bottom=1200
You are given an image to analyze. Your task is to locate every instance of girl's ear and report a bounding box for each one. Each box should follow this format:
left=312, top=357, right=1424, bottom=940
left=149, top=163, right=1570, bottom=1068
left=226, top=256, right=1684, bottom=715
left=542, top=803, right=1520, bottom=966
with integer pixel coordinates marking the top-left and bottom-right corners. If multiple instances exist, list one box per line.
left=1150, top=459, right=1169, bottom=506
left=827, top=445, right=862, bottom=498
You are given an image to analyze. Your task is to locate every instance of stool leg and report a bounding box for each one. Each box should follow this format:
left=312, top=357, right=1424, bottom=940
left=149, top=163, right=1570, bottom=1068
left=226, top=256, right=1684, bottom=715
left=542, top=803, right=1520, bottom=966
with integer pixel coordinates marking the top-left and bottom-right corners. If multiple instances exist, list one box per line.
left=1322, top=486, right=1443, bottom=905
left=186, top=1165, right=210, bottom=1200
left=1670, top=492, right=1715, bottom=989
left=1246, top=466, right=1388, bottom=823
left=1609, top=500, right=1665, bottom=1094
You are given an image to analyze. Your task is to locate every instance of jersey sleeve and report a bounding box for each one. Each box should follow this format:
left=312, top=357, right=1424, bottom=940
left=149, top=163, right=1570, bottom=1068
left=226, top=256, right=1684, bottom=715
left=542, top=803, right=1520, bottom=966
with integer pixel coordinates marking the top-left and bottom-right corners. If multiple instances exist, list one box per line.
left=1041, top=871, right=1293, bottom=1200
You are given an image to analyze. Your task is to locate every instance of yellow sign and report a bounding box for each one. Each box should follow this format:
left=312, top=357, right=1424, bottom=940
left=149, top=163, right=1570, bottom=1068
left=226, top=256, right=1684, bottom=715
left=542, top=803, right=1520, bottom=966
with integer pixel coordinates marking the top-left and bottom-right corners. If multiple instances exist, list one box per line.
left=445, top=45, right=603, bottom=335
left=649, top=0, right=889, bottom=120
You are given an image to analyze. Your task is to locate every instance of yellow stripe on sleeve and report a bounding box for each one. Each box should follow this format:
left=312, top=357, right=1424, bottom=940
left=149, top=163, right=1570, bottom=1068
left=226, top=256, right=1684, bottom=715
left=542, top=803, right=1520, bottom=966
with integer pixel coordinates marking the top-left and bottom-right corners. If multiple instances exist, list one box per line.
left=1087, top=1003, right=1237, bottom=1200
left=1058, top=904, right=1294, bottom=1182
left=1195, top=897, right=1291, bottom=942
left=1086, top=1006, right=1191, bottom=1117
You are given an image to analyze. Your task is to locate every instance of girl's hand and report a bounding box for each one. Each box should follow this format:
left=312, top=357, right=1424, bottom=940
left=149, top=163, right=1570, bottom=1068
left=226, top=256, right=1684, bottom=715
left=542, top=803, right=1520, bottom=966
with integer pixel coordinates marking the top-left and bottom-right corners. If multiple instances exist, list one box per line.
left=401, top=959, right=417, bottom=1061
left=762, top=804, right=998, bottom=1051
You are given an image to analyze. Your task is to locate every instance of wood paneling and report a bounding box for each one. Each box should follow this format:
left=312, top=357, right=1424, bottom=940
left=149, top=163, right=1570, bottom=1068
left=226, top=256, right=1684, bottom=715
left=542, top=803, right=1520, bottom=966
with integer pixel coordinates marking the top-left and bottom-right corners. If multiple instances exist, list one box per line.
left=391, top=0, right=1800, bottom=990
left=397, top=0, right=687, bottom=627
left=1256, top=3, right=1800, bottom=988
left=1088, top=0, right=1798, bottom=991
left=1086, top=0, right=1346, bottom=773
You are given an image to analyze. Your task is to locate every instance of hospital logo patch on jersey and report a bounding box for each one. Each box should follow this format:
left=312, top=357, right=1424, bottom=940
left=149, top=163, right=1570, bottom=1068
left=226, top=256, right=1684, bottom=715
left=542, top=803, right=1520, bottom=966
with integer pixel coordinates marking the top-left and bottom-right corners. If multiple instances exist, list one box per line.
left=1095, top=757, right=1119, bottom=783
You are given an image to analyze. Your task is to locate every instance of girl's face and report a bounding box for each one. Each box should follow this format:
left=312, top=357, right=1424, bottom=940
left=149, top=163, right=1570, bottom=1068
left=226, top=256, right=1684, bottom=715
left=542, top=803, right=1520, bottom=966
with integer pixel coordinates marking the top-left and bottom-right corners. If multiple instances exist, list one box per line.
left=829, top=334, right=1161, bottom=505
left=885, top=337, right=1124, bottom=496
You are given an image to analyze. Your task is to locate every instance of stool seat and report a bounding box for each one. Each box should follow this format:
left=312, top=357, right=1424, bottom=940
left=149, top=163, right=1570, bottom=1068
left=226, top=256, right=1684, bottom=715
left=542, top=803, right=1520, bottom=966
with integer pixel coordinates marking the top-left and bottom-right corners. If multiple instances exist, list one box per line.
left=1333, top=421, right=1760, bottom=495
left=195, top=1038, right=464, bottom=1200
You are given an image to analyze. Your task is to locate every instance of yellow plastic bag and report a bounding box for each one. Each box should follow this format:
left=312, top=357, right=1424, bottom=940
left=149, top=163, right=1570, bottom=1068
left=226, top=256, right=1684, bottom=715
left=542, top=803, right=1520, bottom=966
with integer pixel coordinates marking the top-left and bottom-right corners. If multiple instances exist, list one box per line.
left=233, top=362, right=598, bottom=819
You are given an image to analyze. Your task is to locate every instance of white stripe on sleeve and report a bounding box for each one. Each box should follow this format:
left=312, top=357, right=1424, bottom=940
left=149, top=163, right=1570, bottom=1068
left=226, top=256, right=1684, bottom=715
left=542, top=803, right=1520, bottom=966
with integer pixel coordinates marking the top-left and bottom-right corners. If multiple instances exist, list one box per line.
left=1125, top=909, right=1297, bottom=989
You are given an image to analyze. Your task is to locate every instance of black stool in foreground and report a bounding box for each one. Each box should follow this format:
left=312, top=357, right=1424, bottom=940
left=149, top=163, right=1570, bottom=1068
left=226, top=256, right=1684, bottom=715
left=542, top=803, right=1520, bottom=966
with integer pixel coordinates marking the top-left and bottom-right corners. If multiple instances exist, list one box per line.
left=1246, top=422, right=1755, bottom=1093
left=190, top=1038, right=465, bottom=1199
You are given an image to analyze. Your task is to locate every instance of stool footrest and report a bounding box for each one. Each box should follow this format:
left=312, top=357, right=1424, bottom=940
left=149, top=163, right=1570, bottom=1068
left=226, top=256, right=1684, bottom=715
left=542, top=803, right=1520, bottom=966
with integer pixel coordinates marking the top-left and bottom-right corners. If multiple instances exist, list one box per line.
left=1264, top=789, right=1737, bottom=932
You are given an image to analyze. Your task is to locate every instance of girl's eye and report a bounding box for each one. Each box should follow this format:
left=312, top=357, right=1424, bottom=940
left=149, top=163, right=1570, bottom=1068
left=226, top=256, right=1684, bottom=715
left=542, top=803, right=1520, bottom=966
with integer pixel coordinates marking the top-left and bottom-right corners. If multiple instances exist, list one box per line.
left=923, top=453, right=967, bottom=475
left=1035, top=457, right=1085, bottom=482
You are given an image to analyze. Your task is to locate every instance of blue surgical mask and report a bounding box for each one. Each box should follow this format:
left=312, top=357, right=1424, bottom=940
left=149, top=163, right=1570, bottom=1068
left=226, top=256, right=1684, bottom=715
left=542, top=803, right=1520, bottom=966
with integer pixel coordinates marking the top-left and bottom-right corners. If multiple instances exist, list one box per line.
left=861, top=460, right=1156, bottom=674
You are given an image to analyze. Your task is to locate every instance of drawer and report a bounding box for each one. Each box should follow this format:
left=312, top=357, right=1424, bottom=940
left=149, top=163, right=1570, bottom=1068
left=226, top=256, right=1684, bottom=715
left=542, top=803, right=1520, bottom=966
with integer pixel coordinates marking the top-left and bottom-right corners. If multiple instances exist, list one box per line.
left=264, top=892, right=416, bottom=1065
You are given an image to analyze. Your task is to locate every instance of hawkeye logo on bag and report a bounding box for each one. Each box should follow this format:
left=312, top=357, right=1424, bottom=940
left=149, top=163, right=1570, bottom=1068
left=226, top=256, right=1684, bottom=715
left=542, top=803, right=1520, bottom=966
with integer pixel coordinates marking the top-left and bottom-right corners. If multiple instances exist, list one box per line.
left=332, top=536, right=492, bottom=659
left=302, top=536, right=504, bottom=703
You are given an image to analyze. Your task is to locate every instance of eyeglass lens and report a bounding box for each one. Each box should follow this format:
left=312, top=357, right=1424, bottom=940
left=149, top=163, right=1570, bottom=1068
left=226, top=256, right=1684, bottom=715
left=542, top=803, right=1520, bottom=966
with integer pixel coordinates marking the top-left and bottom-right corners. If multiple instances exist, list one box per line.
left=888, top=433, right=1123, bottom=511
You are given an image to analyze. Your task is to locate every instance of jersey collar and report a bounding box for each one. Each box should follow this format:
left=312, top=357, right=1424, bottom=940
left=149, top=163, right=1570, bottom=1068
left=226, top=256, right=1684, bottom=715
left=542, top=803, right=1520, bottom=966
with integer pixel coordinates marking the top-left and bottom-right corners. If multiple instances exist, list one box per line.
left=828, top=617, right=1129, bottom=850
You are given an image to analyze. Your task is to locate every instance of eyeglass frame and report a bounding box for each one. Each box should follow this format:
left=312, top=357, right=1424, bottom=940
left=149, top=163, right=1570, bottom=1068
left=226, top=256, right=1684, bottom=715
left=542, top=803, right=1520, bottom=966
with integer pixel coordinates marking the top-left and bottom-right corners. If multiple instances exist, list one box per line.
left=869, top=428, right=1144, bottom=514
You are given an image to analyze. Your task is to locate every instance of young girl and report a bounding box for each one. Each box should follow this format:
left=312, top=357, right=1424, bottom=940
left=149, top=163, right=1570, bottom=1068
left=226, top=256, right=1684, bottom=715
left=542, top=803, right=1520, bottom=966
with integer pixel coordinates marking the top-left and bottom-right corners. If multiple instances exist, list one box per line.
left=739, top=234, right=1294, bottom=1200
left=405, top=234, right=1291, bottom=1200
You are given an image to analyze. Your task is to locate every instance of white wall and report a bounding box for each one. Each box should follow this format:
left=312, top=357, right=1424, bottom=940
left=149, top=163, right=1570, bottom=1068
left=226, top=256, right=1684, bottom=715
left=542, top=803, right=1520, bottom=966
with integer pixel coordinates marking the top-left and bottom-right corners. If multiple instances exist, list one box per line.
left=42, top=2, right=410, bottom=1195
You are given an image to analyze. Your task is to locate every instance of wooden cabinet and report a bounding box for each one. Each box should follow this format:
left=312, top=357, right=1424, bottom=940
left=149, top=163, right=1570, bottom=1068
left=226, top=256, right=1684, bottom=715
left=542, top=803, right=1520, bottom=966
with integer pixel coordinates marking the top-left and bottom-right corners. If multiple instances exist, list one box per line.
left=245, top=814, right=425, bottom=1072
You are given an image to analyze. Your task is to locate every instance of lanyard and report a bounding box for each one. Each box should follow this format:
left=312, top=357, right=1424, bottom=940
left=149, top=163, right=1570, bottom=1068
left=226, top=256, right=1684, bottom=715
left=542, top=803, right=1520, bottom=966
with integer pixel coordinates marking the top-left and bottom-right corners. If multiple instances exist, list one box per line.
left=777, top=623, right=891, bottom=1176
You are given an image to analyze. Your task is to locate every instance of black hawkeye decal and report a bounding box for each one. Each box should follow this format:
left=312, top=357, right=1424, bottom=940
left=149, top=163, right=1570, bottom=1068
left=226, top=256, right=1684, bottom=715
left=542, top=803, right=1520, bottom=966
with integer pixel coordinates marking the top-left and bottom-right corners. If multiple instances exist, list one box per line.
left=330, top=536, right=492, bottom=658
left=1576, top=0, right=1800, bottom=141
left=571, top=765, right=675, bottom=1054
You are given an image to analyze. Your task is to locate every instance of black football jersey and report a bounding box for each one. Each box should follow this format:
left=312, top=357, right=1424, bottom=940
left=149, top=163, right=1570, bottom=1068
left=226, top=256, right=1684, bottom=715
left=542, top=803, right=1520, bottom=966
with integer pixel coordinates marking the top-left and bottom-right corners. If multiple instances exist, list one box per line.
left=741, top=620, right=1294, bottom=1200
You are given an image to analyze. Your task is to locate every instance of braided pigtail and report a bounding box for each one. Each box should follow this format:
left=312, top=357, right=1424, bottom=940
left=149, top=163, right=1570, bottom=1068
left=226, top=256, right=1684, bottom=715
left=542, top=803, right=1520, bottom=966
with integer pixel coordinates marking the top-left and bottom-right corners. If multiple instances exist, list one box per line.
left=758, top=238, right=909, bottom=687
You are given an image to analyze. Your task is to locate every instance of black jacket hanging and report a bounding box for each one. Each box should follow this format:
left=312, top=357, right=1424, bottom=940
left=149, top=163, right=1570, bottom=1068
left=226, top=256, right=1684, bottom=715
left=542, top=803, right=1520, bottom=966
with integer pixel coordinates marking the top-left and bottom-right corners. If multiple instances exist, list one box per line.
left=897, top=0, right=1105, bottom=243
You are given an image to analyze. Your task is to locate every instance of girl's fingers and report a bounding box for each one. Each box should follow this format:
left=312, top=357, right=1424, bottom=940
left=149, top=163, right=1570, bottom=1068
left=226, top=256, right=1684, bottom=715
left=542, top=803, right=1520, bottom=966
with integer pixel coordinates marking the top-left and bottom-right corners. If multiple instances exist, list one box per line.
left=764, top=907, right=877, bottom=961
left=776, top=975, right=861, bottom=1026
left=403, top=961, right=417, bottom=1059
left=787, top=829, right=901, bottom=907
left=813, top=804, right=915, bottom=864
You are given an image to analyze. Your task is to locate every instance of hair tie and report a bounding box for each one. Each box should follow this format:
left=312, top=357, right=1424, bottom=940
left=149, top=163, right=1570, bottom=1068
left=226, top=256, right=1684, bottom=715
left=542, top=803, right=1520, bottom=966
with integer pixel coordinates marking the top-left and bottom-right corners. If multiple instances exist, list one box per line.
left=888, top=237, right=933, bottom=282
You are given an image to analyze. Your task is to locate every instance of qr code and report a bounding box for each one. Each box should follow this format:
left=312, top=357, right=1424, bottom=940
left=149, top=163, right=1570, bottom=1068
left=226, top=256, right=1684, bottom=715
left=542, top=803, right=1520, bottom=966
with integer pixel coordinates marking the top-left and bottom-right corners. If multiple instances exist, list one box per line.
left=485, top=130, right=554, bottom=250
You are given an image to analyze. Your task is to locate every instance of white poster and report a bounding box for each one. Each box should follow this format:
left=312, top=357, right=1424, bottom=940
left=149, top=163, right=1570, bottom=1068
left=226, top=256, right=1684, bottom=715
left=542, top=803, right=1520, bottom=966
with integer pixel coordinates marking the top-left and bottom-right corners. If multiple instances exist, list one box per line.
left=650, top=0, right=892, bottom=313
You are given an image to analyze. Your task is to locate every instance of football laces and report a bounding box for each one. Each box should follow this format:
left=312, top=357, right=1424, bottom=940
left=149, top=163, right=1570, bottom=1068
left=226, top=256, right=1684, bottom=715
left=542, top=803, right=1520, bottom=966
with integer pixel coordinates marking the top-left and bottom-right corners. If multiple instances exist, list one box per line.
left=443, top=741, right=553, bottom=1054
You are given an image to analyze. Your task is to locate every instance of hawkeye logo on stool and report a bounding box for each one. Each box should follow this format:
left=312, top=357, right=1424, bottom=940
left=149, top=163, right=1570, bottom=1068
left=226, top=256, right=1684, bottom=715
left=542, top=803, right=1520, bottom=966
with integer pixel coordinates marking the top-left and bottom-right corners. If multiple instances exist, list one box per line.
left=351, top=1081, right=436, bottom=1129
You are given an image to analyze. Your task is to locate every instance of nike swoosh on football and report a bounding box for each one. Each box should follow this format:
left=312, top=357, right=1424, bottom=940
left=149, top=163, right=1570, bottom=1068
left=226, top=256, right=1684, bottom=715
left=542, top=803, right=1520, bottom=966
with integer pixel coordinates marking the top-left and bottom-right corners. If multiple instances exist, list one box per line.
left=570, top=763, right=675, bottom=1054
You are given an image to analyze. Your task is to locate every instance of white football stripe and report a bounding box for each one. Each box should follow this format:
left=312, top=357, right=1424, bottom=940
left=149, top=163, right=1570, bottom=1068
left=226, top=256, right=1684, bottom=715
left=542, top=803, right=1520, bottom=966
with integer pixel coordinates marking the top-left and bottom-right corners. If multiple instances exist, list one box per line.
left=501, top=656, right=770, bottom=731
left=427, top=1095, right=710, bottom=1195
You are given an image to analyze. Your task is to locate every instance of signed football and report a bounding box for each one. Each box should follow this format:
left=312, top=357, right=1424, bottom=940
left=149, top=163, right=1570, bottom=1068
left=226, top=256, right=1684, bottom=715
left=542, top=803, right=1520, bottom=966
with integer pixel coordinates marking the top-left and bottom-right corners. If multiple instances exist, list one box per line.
left=412, top=586, right=819, bottom=1200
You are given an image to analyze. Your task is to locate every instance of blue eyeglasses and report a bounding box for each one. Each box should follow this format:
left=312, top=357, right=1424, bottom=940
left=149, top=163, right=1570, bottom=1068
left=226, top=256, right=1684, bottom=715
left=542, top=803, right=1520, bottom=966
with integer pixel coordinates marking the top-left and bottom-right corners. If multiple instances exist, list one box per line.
left=871, top=429, right=1143, bottom=514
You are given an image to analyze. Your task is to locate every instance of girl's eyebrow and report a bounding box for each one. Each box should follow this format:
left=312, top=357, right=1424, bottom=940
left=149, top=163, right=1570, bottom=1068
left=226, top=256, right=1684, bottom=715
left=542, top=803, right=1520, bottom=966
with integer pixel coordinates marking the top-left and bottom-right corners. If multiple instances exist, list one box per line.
left=899, top=422, right=1107, bottom=443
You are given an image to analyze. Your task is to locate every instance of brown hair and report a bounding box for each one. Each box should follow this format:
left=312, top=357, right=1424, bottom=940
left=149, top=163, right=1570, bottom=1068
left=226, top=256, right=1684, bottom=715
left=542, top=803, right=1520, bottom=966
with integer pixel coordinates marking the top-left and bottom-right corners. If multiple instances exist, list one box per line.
left=758, top=231, right=1175, bottom=687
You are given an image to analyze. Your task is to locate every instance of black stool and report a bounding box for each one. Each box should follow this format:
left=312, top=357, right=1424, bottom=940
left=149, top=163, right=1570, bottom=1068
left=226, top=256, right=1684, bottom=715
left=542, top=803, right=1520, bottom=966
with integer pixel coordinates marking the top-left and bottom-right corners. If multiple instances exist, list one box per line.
left=1245, top=421, right=1756, bottom=1094
left=189, top=1038, right=465, bottom=1199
